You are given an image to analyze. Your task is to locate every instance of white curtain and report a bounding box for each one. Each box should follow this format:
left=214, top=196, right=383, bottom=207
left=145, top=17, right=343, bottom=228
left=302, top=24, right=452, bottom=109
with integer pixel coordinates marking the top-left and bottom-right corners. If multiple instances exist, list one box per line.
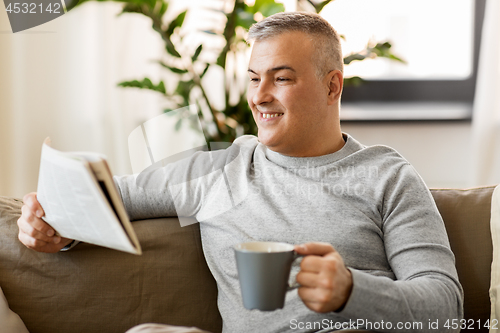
left=0, top=2, right=165, bottom=198
left=471, top=0, right=500, bottom=186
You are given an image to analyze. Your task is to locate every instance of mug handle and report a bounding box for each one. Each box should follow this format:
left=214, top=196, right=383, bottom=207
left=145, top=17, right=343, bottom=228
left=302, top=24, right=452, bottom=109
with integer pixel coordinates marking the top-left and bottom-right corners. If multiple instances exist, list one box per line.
left=287, top=251, right=304, bottom=291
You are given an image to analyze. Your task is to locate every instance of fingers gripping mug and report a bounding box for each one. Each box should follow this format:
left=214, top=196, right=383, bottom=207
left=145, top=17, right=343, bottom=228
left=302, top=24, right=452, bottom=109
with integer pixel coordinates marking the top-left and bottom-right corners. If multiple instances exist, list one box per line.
left=234, top=241, right=302, bottom=311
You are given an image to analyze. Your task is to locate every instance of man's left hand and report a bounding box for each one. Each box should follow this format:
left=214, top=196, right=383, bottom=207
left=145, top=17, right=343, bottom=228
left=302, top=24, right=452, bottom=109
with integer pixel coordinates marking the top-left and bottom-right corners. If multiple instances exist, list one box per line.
left=294, top=242, right=353, bottom=313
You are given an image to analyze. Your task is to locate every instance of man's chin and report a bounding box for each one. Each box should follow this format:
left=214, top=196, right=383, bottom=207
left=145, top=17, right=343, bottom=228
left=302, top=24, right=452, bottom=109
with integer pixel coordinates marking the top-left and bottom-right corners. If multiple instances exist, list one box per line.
left=257, top=133, right=281, bottom=151
left=256, top=132, right=272, bottom=146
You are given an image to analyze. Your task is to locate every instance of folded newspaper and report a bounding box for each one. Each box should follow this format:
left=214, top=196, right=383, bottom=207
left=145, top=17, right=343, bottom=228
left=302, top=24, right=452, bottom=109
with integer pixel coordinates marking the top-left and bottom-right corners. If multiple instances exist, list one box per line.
left=36, top=138, right=141, bottom=255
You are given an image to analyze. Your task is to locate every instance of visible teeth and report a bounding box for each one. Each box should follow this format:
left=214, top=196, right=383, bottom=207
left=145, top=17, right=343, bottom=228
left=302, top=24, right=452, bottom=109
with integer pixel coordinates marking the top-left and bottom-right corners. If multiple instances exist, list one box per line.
left=263, top=113, right=283, bottom=119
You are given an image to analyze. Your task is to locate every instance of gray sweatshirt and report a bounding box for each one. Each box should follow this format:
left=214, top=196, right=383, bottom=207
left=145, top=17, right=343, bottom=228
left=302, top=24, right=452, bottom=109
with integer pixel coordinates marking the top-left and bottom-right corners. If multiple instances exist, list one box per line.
left=115, top=133, right=463, bottom=333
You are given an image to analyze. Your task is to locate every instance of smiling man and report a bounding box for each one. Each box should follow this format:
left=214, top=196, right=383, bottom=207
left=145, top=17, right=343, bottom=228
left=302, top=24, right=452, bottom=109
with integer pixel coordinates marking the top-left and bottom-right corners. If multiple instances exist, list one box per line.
left=247, top=29, right=344, bottom=157
left=18, top=12, right=463, bottom=333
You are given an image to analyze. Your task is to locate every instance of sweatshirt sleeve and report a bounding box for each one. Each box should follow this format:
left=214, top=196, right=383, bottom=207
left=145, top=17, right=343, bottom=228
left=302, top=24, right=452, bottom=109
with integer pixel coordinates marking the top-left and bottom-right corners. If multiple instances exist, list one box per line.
left=114, top=173, right=179, bottom=221
left=337, top=163, right=464, bottom=332
left=113, top=145, right=243, bottom=221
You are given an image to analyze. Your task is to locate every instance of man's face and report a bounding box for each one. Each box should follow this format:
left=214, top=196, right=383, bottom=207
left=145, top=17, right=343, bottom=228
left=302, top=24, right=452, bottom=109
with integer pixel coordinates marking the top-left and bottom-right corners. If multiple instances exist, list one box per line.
left=247, top=31, right=339, bottom=157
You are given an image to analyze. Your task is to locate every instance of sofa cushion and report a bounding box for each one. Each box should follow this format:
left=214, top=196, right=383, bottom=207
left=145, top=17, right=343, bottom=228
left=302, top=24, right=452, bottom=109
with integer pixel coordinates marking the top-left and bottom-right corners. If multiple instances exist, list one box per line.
left=0, top=196, right=222, bottom=333
left=431, top=186, right=496, bottom=331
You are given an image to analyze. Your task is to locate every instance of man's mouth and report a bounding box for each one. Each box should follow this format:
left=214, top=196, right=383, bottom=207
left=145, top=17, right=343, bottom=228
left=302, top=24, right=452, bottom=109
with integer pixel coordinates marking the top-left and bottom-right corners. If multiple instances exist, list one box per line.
left=261, top=112, right=284, bottom=119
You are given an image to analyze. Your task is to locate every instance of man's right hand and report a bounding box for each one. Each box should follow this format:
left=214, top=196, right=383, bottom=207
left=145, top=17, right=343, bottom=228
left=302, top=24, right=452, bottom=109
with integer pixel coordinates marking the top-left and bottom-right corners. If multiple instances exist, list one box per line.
left=17, top=192, right=73, bottom=253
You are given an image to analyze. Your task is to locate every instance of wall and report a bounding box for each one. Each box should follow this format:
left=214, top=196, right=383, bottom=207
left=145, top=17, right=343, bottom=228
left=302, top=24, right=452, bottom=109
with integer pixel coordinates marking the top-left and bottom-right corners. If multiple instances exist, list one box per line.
left=342, top=121, right=473, bottom=188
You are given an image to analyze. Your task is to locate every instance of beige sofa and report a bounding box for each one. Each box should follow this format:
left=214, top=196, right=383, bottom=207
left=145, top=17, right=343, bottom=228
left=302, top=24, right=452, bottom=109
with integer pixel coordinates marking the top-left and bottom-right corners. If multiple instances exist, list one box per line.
left=0, top=186, right=496, bottom=333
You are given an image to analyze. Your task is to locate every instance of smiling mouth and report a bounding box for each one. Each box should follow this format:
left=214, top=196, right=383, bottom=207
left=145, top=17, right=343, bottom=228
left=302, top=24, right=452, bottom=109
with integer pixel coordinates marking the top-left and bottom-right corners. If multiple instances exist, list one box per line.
left=261, top=112, right=284, bottom=119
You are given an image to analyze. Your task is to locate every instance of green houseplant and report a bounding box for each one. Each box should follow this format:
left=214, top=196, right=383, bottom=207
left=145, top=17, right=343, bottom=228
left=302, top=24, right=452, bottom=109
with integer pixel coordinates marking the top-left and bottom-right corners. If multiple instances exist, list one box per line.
left=77, top=0, right=404, bottom=143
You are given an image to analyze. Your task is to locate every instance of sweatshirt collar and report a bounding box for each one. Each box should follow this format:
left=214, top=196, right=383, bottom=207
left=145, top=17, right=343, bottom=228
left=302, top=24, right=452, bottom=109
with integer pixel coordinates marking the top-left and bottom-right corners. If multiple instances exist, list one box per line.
left=263, top=133, right=364, bottom=169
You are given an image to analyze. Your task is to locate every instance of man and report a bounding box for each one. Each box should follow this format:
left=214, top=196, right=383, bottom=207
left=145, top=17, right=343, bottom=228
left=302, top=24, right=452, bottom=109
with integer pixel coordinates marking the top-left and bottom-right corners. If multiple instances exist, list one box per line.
left=18, top=12, right=463, bottom=333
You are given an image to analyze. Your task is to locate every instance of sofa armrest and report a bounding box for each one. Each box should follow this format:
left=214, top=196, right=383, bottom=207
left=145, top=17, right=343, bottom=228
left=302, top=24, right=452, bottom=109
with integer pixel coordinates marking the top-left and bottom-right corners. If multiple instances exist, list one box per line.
left=431, top=186, right=496, bottom=332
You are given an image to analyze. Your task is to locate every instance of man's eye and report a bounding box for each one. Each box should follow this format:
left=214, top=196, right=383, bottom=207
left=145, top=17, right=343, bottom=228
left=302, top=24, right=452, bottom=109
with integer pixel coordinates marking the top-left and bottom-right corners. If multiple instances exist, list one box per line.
left=276, top=77, right=289, bottom=82
left=250, top=78, right=260, bottom=82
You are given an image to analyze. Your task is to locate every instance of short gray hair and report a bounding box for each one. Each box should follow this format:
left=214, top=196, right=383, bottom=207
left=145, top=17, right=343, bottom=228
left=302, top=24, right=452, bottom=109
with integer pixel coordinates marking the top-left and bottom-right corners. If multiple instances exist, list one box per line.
left=247, top=12, right=344, bottom=77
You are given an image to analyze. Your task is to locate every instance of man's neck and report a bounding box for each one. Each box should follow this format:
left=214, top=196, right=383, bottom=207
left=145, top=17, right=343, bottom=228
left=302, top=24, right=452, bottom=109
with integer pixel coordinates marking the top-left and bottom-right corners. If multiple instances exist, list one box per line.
left=268, top=133, right=346, bottom=158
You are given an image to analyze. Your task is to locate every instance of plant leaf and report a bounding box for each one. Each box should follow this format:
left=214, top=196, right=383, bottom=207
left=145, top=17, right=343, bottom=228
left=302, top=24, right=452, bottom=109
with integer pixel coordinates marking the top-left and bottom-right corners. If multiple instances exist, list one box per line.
left=370, top=41, right=406, bottom=63
left=166, top=10, right=187, bottom=36
left=309, top=0, right=333, bottom=13
left=200, top=64, right=210, bottom=78
left=158, top=61, right=188, bottom=74
left=118, top=78, right=166, bottom=94
left=388, top=54, right=406, bottom=63
left=236, top=8, right=255, bottom=30
left=192, top=44, right=203, bottom=62
left=166, top=42, right=181, bottom=58
left=343, top=53, right=366, bottom=65
left=159, top=1, right=168, bottom=16
left=343, top=76, right=364, bottom=87
left=175, top=80, right=195, bottom=105
left=251, top=0, right=272, bottom=13
left=251, top=0, right=284, bottom=17
left=120, top=3, right=142, bottom=15
left=257, top=2, right=284, bottom=17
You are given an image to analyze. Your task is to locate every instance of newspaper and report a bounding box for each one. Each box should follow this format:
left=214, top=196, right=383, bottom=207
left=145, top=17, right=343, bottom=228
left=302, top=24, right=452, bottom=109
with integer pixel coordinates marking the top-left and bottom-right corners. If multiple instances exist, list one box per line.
left=36, top=138, right=141, bottom=255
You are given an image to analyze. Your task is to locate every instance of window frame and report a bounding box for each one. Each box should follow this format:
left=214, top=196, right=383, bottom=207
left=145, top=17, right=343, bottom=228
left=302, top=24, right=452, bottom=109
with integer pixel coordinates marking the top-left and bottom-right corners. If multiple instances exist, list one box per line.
left=340, top=0, right=487, bottom=121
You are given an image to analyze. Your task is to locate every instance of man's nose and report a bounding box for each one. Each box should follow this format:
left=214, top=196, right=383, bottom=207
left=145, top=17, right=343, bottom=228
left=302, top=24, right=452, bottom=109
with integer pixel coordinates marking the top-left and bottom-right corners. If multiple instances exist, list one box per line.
left=251, top=80, right=274, bottom=105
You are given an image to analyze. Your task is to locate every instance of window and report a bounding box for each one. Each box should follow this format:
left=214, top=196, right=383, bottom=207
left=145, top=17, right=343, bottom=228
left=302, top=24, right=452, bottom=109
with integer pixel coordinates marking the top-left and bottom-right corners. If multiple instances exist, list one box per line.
left=319, top=0, right=487, bottom=121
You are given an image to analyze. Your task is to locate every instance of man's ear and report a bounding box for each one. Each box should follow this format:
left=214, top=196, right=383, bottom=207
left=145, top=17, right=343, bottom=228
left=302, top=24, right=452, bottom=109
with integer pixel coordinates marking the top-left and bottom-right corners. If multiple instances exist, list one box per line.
left=326, top=70, right=343, bottom=105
